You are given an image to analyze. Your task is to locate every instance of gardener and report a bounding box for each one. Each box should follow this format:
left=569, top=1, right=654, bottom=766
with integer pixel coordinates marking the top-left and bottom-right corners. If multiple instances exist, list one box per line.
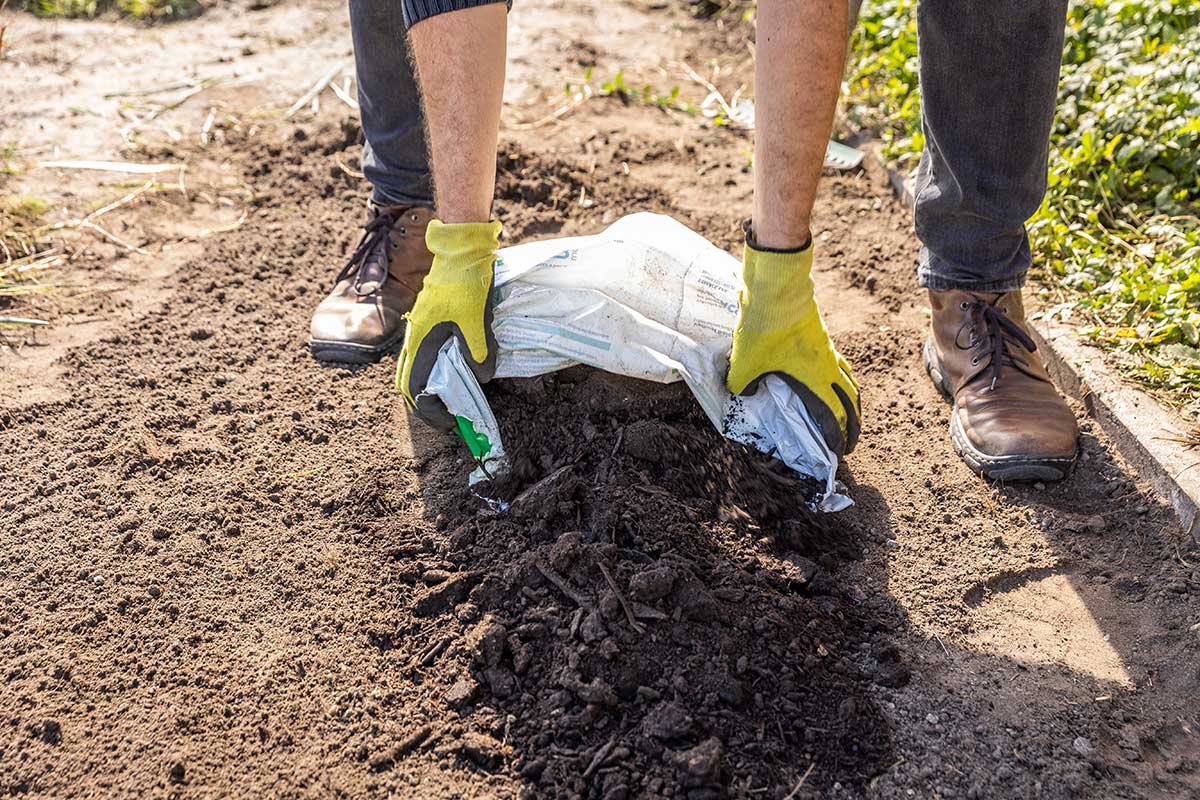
left=316, top=0, right=1080, bottom=481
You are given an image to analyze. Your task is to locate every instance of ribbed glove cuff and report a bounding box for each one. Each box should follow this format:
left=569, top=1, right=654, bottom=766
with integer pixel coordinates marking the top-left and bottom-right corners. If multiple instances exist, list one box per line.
left=424, top=219, right=502, bottom=285
left=738, top=239, right=817, bottom=332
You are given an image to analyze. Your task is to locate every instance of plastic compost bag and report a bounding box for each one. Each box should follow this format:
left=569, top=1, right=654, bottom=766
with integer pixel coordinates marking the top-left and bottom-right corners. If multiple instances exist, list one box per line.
left=421, top=213, right=852, bottom=512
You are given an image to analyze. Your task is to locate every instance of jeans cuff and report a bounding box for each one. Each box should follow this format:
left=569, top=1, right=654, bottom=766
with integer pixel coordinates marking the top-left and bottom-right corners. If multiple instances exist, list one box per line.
left=370, top=185, right=434, bottom=210
left=918, top=254, right=1026, bottom=294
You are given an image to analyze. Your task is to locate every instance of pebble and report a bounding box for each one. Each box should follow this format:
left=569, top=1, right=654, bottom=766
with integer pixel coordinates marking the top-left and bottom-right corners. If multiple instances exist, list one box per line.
left=459, top=731, right=503, bottom=768
left=579, top=609, right=607, bottom=643
left=1073, top=736, right=1093, bottom=756
left=147, top=585, right=162, bottom=599
left=444, top=677, right=478, bottom=708
left=642, top=701, right=693, bottom=740
left=484, top=667, right=516, bottom=698
left=548, top=531, right=584, bottom=572
left=468, top=617, right=508, bottom=666
left=629, top=567, right=675, bottom=601
left=169, top=760, right=186, bottom=784
left=1086, top=515, right=1107, bottom=533
left=674, top=737, right=723, bottom=788
left=925, top=713, right=939, bottom=725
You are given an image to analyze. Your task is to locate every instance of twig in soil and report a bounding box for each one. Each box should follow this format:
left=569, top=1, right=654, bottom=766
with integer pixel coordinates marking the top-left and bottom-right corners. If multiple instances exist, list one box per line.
left=610, top=427, right=625, bottom=459
left=0, top=316, right=48, bottom=326
left=398, top=724, right=433, bottom=754
left=177, top=164, right=189, bottom=203
left=330, top=77, right=359, bottom=110
left=38, top=180, right=157, bottom=255
left=77, top=221, right=149, bottom=255
left=145, top=81, right=228, bottom=117
left=285, top=60, right=351, bottom=118
left=2, top=248, right=65, bottom=286
left=35, top=160, right=182, bottom=174
left=506, top=86, right=595, bottom=131
left=597, top=562, right=645, bottom=635
left=536, top=561, right=594, bottom=609
left=782, top=763, right=815, bottom=799
left=94, top=183, right=156, bottom=219
left=672, top=61, right=751, bottom=130
left=164, top=211, right=249, bottom=247
left=410, top=636, right=451, bottom=669
left=370, top=725, right=432, bottom=771
left=583, top=737, right=617, bottom=778
left=335, top=159, right=365, bottom=180
left=200, top=107, right=216, bottom=147
left=104, top=75, right=225, bottom=100
left=931, top=633, right=950, bottom=658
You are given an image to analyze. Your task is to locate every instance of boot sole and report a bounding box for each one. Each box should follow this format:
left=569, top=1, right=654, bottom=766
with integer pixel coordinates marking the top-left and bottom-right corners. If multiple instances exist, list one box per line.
left=309, top=327, right=405, bottom=365
left=922, top=339, right=1076, bottom=483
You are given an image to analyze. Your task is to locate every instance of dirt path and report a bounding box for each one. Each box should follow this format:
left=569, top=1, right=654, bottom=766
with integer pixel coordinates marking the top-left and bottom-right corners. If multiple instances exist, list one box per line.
left=4, top=1, right=1200, bottom=798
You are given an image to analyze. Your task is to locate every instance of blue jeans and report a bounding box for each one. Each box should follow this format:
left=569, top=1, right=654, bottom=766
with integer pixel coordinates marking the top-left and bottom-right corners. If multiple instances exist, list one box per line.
left=349, top=0, right=433, bottom=207
left=913, top=0, right=1070, bottom=292
left=350, top=0, right=1069, bottom=292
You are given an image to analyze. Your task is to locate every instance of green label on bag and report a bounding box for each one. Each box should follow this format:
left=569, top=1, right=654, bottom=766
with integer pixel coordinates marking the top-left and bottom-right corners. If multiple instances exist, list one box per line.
left=454, top=416, right=492, bottom=460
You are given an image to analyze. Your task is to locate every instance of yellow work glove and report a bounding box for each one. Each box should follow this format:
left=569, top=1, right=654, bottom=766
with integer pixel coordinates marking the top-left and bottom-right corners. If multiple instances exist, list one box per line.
left=726, top=232, right=861, bottom=456
left=397, top=219, right=501, bottom=429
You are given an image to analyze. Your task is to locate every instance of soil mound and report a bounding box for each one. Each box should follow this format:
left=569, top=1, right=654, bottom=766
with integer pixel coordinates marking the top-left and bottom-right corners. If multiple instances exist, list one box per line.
left=392, top=369, right=893, bottom=797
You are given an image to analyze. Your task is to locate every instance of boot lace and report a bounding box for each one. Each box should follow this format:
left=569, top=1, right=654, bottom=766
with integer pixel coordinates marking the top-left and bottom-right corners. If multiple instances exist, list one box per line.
left=954, top=294, right=1038, bottom=391
left=334, top=209, right=404, bottom=294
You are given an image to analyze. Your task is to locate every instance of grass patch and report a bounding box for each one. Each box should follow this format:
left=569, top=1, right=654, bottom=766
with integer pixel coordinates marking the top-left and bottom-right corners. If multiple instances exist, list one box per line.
left=23, top=0, right=198, bottom=20
left=0, top=141, right=22, bottom=175
left=846, top=0, right=1200, bottom=416
left=1, top=194, right=51, bottom=220
left=0, top=189, right=59, bottom=326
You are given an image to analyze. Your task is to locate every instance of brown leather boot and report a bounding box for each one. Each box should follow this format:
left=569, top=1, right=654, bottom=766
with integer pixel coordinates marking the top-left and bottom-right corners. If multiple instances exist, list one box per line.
left=309, top=202, right=434, bottom=364
left=924, top=290, right=1079, bottom=481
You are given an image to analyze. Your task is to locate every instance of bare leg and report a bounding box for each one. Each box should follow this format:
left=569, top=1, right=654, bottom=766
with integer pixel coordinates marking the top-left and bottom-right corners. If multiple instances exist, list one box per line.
left=407, top=4, right=507, bottom=223
left=751, top=0, right=848, bottom=249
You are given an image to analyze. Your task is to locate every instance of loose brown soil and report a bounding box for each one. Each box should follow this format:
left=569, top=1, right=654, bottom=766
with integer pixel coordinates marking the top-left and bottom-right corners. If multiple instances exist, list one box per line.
left=4, top=1, right=1200, bottom=798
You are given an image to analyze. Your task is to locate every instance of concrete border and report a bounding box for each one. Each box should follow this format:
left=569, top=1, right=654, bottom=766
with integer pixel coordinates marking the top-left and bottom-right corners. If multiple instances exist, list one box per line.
left=883, top=162, right=1199, bottom=535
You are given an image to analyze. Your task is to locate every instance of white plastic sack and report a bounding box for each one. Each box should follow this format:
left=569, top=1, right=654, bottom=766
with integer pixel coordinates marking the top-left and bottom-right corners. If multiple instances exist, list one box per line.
left=421, top=213, right=852, bottom=512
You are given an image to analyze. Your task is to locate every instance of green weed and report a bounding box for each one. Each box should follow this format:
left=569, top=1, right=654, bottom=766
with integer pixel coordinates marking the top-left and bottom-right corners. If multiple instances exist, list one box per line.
left=23, top=0, right=197, bottom=19
left=567, top=68, right=699, bottom=115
